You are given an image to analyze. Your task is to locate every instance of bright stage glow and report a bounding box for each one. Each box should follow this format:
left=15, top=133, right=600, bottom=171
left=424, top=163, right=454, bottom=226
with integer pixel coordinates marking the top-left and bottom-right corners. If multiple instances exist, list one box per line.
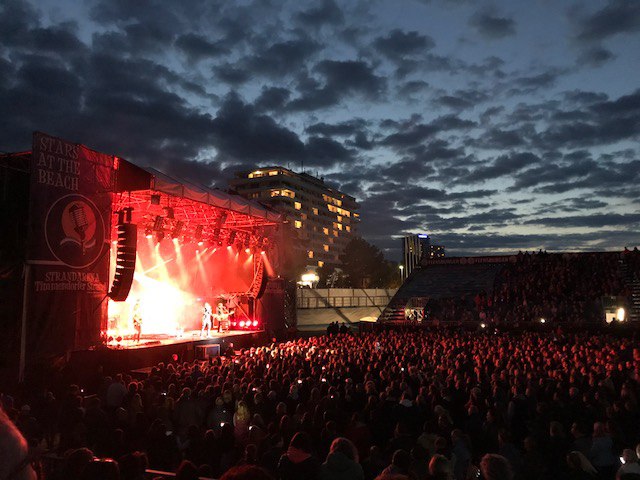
left=617, top=307, right=625, bottom=322
left=108, top=227, right=263, bottom=338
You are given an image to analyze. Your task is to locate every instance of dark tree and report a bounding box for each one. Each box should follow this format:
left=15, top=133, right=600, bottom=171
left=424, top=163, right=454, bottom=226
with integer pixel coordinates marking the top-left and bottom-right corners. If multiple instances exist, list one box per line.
left=339, top=237, right=398, bottom=288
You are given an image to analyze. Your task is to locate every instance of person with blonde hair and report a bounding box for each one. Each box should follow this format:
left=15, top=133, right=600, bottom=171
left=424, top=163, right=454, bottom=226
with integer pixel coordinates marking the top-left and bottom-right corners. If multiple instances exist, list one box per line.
left=234, top=400, right=251, bottom=445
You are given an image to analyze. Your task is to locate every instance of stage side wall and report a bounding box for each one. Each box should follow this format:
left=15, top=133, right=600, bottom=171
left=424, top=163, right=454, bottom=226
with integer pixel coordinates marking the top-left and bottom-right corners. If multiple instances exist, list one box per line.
left=297, top=288, right=397, bottom=309
left=296, top=288, right=397, bottom=332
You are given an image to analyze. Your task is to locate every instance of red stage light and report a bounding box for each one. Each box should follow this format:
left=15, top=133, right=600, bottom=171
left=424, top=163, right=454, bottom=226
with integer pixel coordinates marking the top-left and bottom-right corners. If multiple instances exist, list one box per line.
left=260, top=251, right=265, bottom=255
left=245, top=248, right=250, bottom=254
left=239, top=320, right=245, bottom=327
left=198, top=241, right=204, bottom=246
left=252, top=320, right=258, bottom=327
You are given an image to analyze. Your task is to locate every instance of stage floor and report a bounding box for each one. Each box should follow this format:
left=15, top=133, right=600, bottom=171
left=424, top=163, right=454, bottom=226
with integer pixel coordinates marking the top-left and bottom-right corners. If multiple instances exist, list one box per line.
left=105, top=329, right=261, bottom=350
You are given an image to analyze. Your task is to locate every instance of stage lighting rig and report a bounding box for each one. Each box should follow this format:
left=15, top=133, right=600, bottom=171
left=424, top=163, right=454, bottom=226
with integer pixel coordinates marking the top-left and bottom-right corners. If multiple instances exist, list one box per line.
left=164, top=206, right=175, bottom=219
left=228, top=230, right=237, bottom=245
left=153, top=215, right=164, bottom=232
left=171, top=221, right=184, bottom=239
left=194, top=225, right=204, bottom=246
left=123, top=207, right=133, bottom=223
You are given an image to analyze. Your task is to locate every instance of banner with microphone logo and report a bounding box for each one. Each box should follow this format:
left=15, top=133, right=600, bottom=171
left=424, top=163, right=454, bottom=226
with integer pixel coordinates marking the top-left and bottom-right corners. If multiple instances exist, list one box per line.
left=27, top=132, right=114, bottom=356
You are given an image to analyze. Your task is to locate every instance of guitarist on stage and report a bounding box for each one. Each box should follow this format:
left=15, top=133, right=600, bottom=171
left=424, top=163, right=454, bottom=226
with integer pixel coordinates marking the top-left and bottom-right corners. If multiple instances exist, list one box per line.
left=132, top=299, right=142, bottom=343
left=215, top=302, right=233, bottom=333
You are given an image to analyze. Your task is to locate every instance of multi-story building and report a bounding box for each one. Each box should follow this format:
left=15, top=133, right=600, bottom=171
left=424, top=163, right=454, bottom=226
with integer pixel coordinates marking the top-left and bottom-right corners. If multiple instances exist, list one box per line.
left=402, top=234, right=446, bottom=278
left=230, top=167, right=359, bottom=268
left=402, top=234, right=430, bottom=278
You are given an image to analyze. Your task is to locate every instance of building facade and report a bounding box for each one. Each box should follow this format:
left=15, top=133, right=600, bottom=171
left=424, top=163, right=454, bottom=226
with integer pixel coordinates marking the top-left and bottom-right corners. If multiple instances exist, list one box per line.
left=230, top=167, right=359, bottom=268
left=402, top=234, right=445, bottom=278
left=402, top=234, right=430, bottom=278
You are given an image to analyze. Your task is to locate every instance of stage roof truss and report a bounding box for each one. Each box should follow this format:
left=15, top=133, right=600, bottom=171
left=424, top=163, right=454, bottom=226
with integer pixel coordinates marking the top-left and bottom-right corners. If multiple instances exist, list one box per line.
left=112, top=190, right=278, bottom=244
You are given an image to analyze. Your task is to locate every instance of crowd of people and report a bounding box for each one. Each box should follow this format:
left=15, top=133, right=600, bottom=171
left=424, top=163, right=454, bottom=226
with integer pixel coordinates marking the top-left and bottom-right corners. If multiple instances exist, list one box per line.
left=425, top=252, right=633, bottom=325
left=2, top=326, right=640, bottom=480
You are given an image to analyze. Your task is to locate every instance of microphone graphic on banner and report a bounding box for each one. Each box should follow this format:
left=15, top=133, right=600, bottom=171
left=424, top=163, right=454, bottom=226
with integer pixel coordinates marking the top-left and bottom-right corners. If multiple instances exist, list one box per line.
left=60, top=200, right=97, bottom=255
left=70, top=203, right=88, bottom=246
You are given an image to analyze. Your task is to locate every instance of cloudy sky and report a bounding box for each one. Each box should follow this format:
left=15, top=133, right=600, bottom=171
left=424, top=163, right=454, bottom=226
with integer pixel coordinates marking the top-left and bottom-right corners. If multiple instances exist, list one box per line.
left=1, top=0, right=639, bottom=259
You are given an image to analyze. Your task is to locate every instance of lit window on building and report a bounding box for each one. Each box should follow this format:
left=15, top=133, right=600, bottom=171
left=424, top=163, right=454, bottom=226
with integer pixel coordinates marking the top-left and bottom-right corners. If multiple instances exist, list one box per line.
left=323, top=244, right=329, bottom=252
left=248, top=170, right=263, bottom=179
left=318, top=261, right=324, bottom=267
left=336, top=223, right=343, bottom=230
left=268, top=170, right=279, bottom=176
left=333, top=230, right=338, bottom=237
left=270, top=189, right=295, bottom=198
left=346, top=225, right=351, bottom=232
left=308, top=251, right=314, bottom=258
left=323, top=227, right=329, bottom=235
left=294, top=202, right=302, bottom=210
left=313, top=207, right=319, bottom=215
left=337, top=215, right=342, bottom=222
left=294, top=220, right=302, bottom=228
left=323, top=194, right=343, bottom=207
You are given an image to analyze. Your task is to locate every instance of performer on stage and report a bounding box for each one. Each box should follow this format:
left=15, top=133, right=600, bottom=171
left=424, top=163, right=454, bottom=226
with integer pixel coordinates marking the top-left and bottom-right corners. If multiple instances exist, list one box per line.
left=201, top=302, right=213, bottom=337
left=132, top=299, right=142, bottom=343
left=215, top=302, right=232, bottom=333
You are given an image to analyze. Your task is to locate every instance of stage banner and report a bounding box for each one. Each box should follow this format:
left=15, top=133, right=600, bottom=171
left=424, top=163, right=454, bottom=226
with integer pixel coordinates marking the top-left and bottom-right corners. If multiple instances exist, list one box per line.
left=26, top=132, right=114, bottom=357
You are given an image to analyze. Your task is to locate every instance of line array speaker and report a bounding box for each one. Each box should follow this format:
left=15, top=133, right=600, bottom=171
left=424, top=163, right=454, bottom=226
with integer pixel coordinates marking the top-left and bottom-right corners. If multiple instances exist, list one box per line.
left=109, top=223, right=137, bottom=301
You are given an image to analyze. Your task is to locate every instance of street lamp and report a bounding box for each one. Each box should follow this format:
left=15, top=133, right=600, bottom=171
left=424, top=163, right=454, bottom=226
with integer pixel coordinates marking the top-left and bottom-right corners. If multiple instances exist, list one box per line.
left=399, top=264, right=404, bottom=282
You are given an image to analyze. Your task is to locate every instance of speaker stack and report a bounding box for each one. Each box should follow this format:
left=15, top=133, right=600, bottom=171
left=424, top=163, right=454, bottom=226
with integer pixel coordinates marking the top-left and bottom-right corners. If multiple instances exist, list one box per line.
left=109, top=222, right=137, bottom=301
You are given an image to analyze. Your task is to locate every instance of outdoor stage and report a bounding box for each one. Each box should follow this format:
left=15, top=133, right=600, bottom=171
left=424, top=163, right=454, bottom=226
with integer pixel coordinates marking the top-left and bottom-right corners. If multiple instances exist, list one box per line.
left=71, top=328, right=268, bottom=378
left=0, top=133, right=290, bottom=384
left=103, top=329, right=263, bottom=350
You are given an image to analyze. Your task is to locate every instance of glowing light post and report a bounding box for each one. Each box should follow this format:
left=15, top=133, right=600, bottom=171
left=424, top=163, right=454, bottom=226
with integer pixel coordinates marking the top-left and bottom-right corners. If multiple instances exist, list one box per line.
left=300, top=272, right=319, bottom=288
left=399, top=264, right=404, bottom=282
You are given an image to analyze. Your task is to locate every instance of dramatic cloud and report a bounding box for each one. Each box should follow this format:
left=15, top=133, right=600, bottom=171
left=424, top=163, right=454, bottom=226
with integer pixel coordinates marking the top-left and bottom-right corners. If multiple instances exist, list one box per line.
left=0, top=0, right=638, bottom=259
left=374, top=29, right=435, bottom=58
left=469, top=10, right=516, bottom=39
left=575, top=0, right=640, bottom=42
